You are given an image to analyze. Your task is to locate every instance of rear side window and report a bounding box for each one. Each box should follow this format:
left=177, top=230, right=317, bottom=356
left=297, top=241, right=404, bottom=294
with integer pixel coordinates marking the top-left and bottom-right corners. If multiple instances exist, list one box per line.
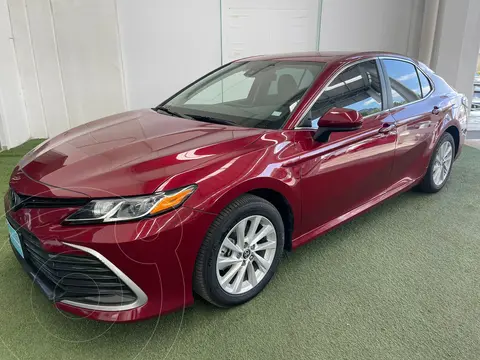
left=383, top=60, right=422, bottom=107
left=418, top=70, right=433, bottom=97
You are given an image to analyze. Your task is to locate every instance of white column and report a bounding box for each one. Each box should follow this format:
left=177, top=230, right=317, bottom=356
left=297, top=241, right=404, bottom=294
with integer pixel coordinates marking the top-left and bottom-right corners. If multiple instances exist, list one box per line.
left=418, top=0, right=440, bottom=66
left=431, top=0, right=480, bottom=104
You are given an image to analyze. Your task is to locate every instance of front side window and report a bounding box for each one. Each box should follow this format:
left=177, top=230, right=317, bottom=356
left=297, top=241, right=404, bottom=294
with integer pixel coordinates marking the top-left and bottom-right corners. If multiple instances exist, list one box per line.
left=383, top=60, right=422, bottom=107
left=299, top=60, right=383, bottom=128
left=165, top=61, right=326, bottom=129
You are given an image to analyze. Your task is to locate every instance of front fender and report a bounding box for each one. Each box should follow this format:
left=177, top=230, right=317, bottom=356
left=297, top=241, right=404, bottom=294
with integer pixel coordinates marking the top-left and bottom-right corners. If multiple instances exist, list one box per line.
left=201, top=176, right=301, bottom=220
left=158, top=143, right=302, bottom=223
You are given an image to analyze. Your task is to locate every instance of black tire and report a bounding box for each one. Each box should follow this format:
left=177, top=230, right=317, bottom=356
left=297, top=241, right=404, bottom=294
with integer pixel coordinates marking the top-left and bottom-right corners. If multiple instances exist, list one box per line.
left=193, top=194, right=285, bottom=308
left=418, top=132, right=455, bottom=193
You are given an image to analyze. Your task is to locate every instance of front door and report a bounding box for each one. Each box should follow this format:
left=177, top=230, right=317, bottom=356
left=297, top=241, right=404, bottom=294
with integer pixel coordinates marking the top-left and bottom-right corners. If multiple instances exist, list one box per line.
left=294, top=59, right=397, bottom=234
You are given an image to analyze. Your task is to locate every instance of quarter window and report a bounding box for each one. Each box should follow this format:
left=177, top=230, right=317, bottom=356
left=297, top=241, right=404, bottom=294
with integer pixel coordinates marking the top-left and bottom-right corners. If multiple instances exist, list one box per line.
left=299, top=60, right=383, bottom=128
left=418, top=70, right=432, bottom=97
left=383, top=60, right=422, bottom=107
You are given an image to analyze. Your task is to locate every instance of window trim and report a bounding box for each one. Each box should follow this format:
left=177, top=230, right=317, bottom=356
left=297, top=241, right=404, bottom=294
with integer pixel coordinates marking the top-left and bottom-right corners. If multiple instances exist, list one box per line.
left=415, top=67, right=425, bottom=98
left=379, top=56, right=435, bottom=111
left=293, top=57, right=387, bottom=129
left=293, top=56, right=436, bottom=130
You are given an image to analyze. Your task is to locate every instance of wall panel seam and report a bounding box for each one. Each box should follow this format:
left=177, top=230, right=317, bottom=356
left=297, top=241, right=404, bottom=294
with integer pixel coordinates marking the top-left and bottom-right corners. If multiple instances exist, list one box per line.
left=48, top=0, right=71, bottom=129
left=6, top=0, right=30, bottom=138
left=24, top=0, right=48, bottom=137
left=316, top=0, right=323, bottom=51
left=114, top=0, right=128, bottom=110
left=220, top=0, right=224, bottom=64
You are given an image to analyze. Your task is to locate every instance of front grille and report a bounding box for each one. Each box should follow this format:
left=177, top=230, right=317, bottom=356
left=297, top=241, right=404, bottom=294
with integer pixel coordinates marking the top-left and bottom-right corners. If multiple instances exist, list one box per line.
left=8, top=188, right=89, bottom=211
left=9, top=218, right=137, bottom=307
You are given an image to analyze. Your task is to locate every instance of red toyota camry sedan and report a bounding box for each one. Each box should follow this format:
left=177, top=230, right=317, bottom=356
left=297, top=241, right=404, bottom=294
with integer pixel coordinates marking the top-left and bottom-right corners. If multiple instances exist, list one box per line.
left=5, top=52, right=468, bottom=322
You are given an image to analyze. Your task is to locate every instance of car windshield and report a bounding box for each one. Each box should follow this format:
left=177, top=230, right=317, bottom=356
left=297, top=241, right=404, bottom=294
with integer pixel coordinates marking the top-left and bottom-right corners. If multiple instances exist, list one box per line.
left=163, top=61, right=326, bottom=129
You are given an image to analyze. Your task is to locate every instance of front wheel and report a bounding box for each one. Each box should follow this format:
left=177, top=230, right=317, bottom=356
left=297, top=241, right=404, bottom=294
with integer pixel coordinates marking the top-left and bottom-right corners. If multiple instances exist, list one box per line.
left=193, top=194, right=284, bottom=307
left=419, top=132, right=455, bottom=193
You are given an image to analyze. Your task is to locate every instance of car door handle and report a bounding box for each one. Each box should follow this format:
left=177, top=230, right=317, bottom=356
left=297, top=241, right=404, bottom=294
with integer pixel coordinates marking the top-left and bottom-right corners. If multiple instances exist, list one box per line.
left=432, top=106, right=440, bottom=115
left=378, top=124, right=396, bottom=134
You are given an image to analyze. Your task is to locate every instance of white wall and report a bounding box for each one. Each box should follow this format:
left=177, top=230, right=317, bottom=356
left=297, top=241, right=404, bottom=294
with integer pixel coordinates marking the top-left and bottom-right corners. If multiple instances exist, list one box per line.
left=0, top=0, right=427, bottom=149
left=319, top=0, right=425, bottom=58
left=0, top=0, right=30, bottom=148
left=0, top=0, right=125, bottom=148
left=7, top=0, right=47, bottom=139
left=221, top=0, right=319, bottom=63
left=50, top=0, right=126, bottom=129
left=2, top=0, right=480, bottom=149
left=117, top=0, right=222, bottom=109
left=23, top=0, right=69, bottom=138
left=117, top=0, right=320, bottom=109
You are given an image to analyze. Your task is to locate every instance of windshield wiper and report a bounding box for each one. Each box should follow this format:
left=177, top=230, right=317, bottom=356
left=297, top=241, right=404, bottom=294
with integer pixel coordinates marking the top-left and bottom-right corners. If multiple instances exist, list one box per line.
left=154, top=106, right=191, bottom=119
left=155, top=107, right=237, bottom=126
left=185, top=114, right=237, bottom=126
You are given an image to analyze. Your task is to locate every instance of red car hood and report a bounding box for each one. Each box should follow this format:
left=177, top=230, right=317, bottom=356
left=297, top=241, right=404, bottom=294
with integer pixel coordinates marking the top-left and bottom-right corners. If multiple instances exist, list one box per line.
left=17, top=109, right=264, bottom=197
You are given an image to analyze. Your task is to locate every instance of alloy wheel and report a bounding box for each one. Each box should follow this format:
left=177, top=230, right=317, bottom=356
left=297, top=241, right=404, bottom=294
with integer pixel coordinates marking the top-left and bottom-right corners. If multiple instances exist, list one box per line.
left=432, top=141, right=453, bottom=187
left=216, top=215, right=277, bottom=295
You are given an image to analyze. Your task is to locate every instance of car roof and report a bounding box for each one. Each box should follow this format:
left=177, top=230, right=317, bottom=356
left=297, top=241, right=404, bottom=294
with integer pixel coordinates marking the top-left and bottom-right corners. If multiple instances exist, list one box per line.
left=235, top=51, right=409, bottom=64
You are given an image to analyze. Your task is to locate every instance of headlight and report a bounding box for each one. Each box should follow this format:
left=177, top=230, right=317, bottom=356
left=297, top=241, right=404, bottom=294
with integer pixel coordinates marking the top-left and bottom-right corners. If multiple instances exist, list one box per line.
left=64, top=185, right=196, bottom=224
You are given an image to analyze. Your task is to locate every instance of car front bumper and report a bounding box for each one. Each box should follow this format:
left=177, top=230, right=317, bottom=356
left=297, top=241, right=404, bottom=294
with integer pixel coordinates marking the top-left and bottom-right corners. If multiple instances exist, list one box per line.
left=5, top=191, right=216, bottom=322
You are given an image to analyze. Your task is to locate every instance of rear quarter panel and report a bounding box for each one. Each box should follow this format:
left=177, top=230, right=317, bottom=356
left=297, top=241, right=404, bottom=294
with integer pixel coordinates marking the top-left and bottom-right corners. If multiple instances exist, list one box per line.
left=428, top=72, right=467, bottom=158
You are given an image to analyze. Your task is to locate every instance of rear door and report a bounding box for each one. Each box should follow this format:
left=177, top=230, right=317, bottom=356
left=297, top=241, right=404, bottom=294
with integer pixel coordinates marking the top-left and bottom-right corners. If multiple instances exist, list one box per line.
left=380, top=58, right=440, bottom=183
left=294, top=59, right=398, bottom=234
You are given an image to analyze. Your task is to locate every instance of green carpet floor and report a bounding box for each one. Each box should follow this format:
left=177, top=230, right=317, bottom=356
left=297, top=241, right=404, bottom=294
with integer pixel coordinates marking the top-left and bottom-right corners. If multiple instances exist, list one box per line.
left=0, top=140, right=478, bottom=360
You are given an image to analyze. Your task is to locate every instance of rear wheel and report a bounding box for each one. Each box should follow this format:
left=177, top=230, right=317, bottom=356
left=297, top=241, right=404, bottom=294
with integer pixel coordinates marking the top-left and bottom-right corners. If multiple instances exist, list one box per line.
left=193, top=194, right=284, bottom=307
left=419, top=132, right=455, bottom=193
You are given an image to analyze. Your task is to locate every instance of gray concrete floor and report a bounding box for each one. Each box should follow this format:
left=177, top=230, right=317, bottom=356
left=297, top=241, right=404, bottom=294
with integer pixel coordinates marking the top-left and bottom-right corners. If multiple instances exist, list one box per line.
left=468, top=111, right=480, bottom=133
left=467, top=112, right=480, bottom=149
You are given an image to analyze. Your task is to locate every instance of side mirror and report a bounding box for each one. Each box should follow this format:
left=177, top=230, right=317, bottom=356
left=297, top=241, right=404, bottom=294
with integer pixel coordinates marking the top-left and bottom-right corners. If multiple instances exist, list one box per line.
left=313, top=108, right=364, bottom=142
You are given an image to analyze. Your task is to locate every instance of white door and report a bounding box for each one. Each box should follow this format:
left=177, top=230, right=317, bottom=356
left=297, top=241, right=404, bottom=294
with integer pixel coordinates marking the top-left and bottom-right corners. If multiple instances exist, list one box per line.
left=221, top=0, right=320, bottom=63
